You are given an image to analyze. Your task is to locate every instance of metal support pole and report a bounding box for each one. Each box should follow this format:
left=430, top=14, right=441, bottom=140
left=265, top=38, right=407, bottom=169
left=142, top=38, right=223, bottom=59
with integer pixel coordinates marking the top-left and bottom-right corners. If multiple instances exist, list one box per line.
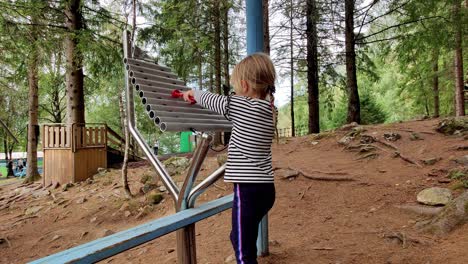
left=246, top=0, right=269, bottom=256
left=123, top=30, right=179, bottom=202
left=246, top=0, right=264, bottom=55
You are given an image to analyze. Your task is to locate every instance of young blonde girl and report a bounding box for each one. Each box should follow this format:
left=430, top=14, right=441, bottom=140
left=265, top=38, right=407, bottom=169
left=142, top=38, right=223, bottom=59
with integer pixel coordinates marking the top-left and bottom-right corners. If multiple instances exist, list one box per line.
left=183, top=53, right=276, bottom=264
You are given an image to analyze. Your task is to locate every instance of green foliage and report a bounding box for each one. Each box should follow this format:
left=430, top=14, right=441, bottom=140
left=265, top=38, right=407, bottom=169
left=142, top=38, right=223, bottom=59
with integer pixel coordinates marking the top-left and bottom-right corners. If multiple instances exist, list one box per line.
left=449, top=169, right=468, bottom=188
left=278, top=75, right=387, bottom=131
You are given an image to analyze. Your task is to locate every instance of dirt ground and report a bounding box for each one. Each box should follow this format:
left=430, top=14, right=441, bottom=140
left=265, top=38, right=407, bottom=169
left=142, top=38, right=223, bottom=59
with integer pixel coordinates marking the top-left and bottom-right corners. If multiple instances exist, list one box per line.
left=0, top=118, right=467, bottom=264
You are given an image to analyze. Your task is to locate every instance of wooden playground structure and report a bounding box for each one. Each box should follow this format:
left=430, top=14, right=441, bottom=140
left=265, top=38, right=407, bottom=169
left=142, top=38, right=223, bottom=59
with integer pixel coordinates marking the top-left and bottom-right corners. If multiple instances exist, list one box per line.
left=42, top=123, right=139, bottom=186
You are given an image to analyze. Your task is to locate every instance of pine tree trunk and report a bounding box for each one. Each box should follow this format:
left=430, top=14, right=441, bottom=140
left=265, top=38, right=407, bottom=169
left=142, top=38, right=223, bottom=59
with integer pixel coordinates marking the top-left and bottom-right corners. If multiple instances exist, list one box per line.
left=209, top=63, right=214, bottom=93
left=290, top=0, right=296, bottom=136
left=222, top=0, right=231, bottom=145
left=453, top=0, right=465, bottom=116
left=52, top=51, right=63, bottom=123
left=119, top=93, right=133, bottom=198
left=3, top=136, right=8, bottom=161
left=24, top=13, right=41, bottom=184
left=263, top=0, right=270, bottom=55
left=65, top=0, right=85, bottom=124
left=307, top=0, right=320, bottom=133
left=345, top=0, right=360, bottom=124
left=213, top=0, right=222, bottom=145
left=433, top=49, right=440, bottom=118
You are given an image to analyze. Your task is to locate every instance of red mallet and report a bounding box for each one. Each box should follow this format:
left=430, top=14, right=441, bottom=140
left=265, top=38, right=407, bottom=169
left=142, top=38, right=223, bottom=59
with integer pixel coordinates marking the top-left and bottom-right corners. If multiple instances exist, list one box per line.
left=171, top=89, right=196, bottom=104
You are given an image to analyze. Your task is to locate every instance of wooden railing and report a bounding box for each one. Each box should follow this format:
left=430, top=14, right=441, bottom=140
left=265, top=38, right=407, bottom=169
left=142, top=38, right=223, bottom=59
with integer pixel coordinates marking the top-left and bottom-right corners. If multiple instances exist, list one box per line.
left=43, top=123, right=107, bottom=152
left=42, top=123, right=140, bottom=157
left=277, top=125, right=309, bottom=138
left=105, top=125, right=139, bottom=157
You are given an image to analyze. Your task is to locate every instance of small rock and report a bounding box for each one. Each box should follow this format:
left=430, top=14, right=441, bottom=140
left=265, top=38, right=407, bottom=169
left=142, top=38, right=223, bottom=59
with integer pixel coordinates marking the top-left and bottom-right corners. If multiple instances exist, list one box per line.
left=99, top=229, right=115, bottom=238
left=51, top=235, right=62, bottom=242
left=33, top=190, right=51, bottom=198
left=167, top=248, right=175, bottom=253
left=422, top=157, right=442, bottom=166
left=383, top=132, right=401, bottom=142
left=148, top=192, right=164, bottom=205
left=338, top=136, right=353, bottom=146
left=124, top=211, right=132, bottom=217
left=62, top=183, right=74, bottom=192
left=25, top=205, right=43, bottom=215
left=410, top=133, right=423, bottom=141
left=453, top=155, right=468, bottom=166
left=140, top=174, right=152, bottom=184
left=438, top=178, right=451, bottom=183
left=163, top=157, right=190, bottom=176
left=369, top=207, right=377, bottom=213
left=216, top=194, right=222, bottom=199
left=417, top=187, right=452, bottom=206
left=76, top=197, right=87, bottom=204
left=224, top=254, right=236, bottom=263
left=90, top=216, right=98, bottom=223
left=97, top=167, right=108, bottom=175
left=310, top=141, right=319, bottom=145
left=86, top=178, right=94, bottom=185
left=159, top=186, right=167, bottom=192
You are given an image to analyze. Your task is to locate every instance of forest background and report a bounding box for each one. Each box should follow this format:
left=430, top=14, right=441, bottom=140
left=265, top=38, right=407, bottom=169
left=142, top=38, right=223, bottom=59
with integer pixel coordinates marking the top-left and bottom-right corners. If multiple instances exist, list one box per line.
left=0, top=0, right=466, bottom=161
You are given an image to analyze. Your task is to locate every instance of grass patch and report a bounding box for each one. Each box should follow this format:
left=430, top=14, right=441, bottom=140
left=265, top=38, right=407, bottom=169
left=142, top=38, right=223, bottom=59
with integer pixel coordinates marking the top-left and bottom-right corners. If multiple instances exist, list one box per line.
left=0, top=167, right=7, bottom=177
left=449, top=169, right=468, bottom=188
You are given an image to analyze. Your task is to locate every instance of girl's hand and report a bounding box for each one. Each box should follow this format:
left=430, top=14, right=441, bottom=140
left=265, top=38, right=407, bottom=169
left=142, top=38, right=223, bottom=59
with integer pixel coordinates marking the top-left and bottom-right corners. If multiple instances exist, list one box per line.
left=182, top=90, right=194, bottom=102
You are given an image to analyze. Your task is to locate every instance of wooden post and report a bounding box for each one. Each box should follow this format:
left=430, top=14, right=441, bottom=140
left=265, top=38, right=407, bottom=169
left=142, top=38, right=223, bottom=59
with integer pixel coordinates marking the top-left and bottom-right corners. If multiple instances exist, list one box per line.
left=176, top=225, right=197, bottom=263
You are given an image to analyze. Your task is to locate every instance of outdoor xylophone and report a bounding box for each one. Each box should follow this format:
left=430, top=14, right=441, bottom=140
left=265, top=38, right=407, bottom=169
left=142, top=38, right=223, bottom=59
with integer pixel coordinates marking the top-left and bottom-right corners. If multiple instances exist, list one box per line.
left=125, top=57, right=232, bottom=133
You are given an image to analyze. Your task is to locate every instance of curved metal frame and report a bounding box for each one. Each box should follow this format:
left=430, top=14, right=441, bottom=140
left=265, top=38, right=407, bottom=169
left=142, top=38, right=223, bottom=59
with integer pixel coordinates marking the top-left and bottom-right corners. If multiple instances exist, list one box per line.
left=123, top=30, right=229, bottom=264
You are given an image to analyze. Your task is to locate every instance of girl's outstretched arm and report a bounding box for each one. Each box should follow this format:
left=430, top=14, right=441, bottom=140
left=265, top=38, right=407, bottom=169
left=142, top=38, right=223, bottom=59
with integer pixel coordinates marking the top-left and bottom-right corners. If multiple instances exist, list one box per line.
left=183, top=90, right=229, bottom=118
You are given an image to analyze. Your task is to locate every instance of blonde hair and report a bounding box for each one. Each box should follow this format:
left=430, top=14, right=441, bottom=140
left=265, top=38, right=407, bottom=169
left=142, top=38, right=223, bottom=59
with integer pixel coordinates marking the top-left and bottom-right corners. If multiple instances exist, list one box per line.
left=230, top=53, right=278, bottom=138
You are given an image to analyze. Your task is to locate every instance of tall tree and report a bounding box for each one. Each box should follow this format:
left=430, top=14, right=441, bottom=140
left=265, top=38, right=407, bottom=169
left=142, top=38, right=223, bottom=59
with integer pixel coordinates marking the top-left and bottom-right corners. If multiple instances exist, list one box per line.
left=290, top=0, right=296, bottom=136
left=453, top=0, right=465, bottom=116
left=345, top=0, right=360, bottom=124
left=222, top=0, right=230, bottom=93
left=222, top=0, right=232, bottom=145
left=213, top=0, right=222, bottom=145
left=306, top=0, right=320, bottom=133
left=432, top=49, right=440, bottom=118
left=24, top=8, right=41, bottom=183
left=65, top=0, right=85, bottom=124
left=263, top=0, right=270, bottom=54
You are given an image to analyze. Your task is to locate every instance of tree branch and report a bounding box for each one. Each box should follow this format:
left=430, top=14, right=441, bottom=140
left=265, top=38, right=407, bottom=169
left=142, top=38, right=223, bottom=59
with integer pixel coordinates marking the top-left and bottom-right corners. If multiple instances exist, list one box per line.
left=357, top=16, right=444, bottom=41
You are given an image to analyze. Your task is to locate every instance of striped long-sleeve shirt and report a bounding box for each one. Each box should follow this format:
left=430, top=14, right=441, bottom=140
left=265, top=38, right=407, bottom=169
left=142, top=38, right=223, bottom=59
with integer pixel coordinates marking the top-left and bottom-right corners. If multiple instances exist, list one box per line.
left=193, top=90, right=275, bottom=183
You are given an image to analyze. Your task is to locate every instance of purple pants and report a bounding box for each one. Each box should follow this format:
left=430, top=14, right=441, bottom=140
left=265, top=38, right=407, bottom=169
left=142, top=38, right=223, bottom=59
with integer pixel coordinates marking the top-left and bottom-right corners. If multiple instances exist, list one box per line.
left=230, top=183, right=275, bottom=264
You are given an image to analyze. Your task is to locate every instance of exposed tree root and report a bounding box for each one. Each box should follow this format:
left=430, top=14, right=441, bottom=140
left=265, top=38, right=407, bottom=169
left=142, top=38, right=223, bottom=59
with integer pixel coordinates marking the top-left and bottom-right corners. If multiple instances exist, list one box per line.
left=383, top=231, right=422, bottom=248
left=395, top=204, right=443, bottom=216
left=417, top=191, right=468, bottom=235
left=393, top=152, right=423, bottom=168
left=274, top=166, right=355, bottom=182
